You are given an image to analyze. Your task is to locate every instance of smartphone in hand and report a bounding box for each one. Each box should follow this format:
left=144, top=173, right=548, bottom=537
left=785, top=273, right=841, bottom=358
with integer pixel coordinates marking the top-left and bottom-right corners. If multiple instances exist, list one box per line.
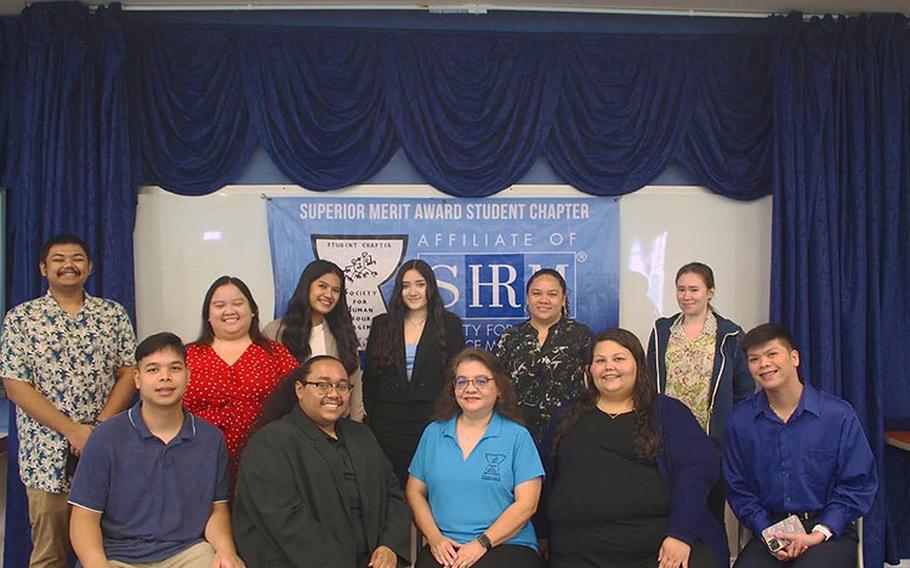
left=761, top=514, right=806, bottom=552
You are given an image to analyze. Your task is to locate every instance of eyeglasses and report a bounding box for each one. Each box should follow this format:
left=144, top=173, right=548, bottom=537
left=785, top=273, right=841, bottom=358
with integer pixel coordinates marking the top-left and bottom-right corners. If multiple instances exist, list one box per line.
left=303, top=381, right=352, bottom=395
left=454, top=376, right=493, bottom=390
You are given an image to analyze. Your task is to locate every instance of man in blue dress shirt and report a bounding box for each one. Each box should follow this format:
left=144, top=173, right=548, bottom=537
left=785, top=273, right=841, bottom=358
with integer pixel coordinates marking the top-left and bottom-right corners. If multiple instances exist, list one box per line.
left=724, top=324, right=876, bottom=568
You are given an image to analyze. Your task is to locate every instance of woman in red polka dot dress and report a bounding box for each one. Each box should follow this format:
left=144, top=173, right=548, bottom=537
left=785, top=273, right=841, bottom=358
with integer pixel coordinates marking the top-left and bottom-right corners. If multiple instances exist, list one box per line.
left=184, top=276, right=299, bottom=483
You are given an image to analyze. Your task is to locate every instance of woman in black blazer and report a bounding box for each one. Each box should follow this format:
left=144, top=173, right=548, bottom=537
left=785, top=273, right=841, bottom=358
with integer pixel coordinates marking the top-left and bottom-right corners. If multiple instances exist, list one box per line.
left=363, top=259, right=466, bottom=487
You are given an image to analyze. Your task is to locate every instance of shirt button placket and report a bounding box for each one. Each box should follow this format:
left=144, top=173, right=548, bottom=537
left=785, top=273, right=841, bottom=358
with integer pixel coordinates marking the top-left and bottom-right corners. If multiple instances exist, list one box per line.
left=779, top=426, right=791, bottom=507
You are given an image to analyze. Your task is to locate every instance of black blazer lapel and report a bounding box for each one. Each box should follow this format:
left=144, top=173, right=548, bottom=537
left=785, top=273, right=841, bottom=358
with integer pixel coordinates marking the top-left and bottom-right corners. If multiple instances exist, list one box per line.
left=290, top=409, right=352, bottom=518
left=409, top=319, right=438, bottom=396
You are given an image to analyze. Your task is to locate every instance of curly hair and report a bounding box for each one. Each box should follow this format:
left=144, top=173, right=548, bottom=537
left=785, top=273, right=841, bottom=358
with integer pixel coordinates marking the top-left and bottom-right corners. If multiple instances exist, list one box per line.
left=553, top=328, right=659, bottom=461
left=433, top=348, right=525, bottom=425
left=252, top=355, right=342, bottom=433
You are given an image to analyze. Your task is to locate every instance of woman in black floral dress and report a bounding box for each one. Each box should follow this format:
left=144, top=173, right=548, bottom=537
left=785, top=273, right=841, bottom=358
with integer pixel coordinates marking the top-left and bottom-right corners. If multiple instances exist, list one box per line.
left=493, top=268, right=594, bottom=457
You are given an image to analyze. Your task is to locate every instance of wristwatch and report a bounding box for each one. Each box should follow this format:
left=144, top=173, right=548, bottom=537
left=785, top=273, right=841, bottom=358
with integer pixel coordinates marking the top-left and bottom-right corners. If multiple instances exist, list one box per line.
left=477, top=533, right=493, bottom=551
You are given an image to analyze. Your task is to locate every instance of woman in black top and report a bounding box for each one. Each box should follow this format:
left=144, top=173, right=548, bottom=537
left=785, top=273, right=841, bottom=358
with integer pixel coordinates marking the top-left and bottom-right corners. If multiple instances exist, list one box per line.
left=363, top=259, right=465, bottom=486
left=493, top=268, right=593, bottom=453
left=546, top=329, right=726, bottom=568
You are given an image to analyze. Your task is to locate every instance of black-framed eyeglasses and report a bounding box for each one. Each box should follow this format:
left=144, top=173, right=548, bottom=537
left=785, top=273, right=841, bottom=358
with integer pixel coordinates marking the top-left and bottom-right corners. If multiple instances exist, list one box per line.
left=303, top=381, right=352, bottom=395
left=454, top=376, right=493, bottom=390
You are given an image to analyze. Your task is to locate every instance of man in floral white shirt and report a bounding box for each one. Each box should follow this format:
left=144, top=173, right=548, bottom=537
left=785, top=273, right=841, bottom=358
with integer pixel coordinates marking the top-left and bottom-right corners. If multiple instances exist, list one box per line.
left=0, top=234, right=136, bottom=568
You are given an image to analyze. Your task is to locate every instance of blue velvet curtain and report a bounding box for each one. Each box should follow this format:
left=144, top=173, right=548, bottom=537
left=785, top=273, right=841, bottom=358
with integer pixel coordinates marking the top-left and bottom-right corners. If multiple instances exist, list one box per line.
left=383, top=32, right=563, bottom=196
left=128, top=24, right=774, bottom=199
left=2, top=4, right=136, bottom=566
left=770, top=13, right=910, bottom=567
left=241, top=29, right=397, bottom=191
left=0, top=19, right=21, bottom=187
left=544, top=35, right=772, bottom=198
left=677, top=37, right=773, bottom=199
left=545, top=36, right=693, bottom=196
left=128, top=23, right=256, bottom=195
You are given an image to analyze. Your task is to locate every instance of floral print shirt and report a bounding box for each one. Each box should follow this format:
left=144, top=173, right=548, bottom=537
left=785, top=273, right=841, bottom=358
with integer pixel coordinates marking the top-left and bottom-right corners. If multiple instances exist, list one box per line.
left=494, top=318, right=594, bottom=447
left=0, top=292, right=136, bottom=493
left=664, top=312, right=717, bottom=431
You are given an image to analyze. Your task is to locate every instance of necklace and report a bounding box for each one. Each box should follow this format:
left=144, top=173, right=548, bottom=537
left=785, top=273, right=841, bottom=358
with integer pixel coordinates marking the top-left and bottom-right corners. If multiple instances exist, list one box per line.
left=597, top=400, right=633, bottom=419
left=405, top=317, right=427, bottom=327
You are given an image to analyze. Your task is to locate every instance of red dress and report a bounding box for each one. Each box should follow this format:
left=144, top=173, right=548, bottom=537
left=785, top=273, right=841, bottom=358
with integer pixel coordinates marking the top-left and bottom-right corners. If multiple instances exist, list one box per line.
left=184, top=340, right=298, bottom=480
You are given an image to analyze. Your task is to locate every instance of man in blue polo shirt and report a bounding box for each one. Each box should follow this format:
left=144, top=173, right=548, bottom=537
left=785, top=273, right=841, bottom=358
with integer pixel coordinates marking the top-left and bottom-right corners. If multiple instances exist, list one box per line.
left=68, top=332, right=245, bottom=568
left=725, top=324, right=877, bottom=568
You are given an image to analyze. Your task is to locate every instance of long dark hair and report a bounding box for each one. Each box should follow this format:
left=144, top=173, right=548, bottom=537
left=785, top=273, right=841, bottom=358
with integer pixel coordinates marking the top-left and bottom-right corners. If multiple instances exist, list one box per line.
left=194, top=276, right=270, bottom=351
left=434, top=348, right=524, bottom=424
left=554, top=329, right=659, bottom=461
left=370, top=259, right=449, bottom=372
left=280, top=260, right=359, bottom=374
left=252, top=355, right=342, bottom=432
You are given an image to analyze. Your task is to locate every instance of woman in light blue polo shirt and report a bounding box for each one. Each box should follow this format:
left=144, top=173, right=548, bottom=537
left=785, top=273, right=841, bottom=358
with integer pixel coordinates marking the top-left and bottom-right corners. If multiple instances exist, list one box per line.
left=406, top=348, right=544, bottom=568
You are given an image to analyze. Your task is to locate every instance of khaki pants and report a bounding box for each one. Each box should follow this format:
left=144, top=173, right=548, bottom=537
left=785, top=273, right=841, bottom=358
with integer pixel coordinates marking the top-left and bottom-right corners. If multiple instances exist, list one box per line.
left=26, top=488, right=71, bottom=568
left=108, top=542, right=216, bottom=568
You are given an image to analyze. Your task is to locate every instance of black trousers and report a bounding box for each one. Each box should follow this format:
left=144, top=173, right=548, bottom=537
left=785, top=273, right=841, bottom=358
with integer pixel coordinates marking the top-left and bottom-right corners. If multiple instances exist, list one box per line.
left=734, top=521, right=858, bottom=568
left=416, top=544, right=541, bottom=568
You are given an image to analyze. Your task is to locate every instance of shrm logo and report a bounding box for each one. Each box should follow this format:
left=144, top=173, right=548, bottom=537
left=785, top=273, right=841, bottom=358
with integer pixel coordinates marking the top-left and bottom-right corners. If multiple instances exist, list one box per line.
left=419, top=253, right=576, bottom=319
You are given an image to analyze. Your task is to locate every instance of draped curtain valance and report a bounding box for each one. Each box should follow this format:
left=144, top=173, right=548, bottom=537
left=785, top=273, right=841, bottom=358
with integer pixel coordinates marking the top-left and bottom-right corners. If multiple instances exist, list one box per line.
left=119, top=19, right=774, bottom=198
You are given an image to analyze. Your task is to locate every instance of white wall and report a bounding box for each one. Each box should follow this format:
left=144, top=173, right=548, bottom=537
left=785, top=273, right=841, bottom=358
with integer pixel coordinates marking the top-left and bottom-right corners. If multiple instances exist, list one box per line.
left=134, top=184, right=772, bottom=347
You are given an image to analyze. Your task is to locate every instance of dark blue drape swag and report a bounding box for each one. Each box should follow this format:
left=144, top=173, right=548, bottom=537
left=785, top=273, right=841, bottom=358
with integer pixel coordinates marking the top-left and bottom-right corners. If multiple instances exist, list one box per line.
left=242, top=30, right=397, bottom=191
left=678, top=38, right=773, bottom=199
left=546, top=36, right=694, bottom=196
left=3, top=4, right=908, bottom=567
left=383, top=33, right=562, bottom=197
left=770, top=13, right=910, bottom=567
left=125, top=24, right=773, bottom=198
left=128, top=24, right=256, bottom=195
left=3, top=4, right=136, bottom=567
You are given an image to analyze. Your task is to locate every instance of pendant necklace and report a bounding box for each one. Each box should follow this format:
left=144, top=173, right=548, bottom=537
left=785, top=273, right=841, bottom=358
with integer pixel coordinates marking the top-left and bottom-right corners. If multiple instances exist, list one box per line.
left=598, top=400, right=632, bottom=420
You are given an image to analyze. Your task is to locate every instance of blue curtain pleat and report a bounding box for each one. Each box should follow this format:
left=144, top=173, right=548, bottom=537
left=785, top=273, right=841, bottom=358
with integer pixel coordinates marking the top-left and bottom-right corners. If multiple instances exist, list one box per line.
left=381, top=32, right=562, bottom=197
left=770, top=13, right=910, bottom=567
left=0, top=19, right=22, bottom=188
left=678, top=37, right=773, bottom=199
left=4, top=4, right=135, bottom=567
left=545, top=36, right=694, bottom=196
left=127, top=23, right=256, bottom=195
left=240, top=29, right=397, bottom=190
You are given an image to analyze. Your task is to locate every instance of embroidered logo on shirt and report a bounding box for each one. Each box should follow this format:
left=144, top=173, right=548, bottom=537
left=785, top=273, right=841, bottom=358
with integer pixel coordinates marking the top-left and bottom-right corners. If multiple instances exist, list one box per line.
left=482, top=453, right=506, bottom=481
